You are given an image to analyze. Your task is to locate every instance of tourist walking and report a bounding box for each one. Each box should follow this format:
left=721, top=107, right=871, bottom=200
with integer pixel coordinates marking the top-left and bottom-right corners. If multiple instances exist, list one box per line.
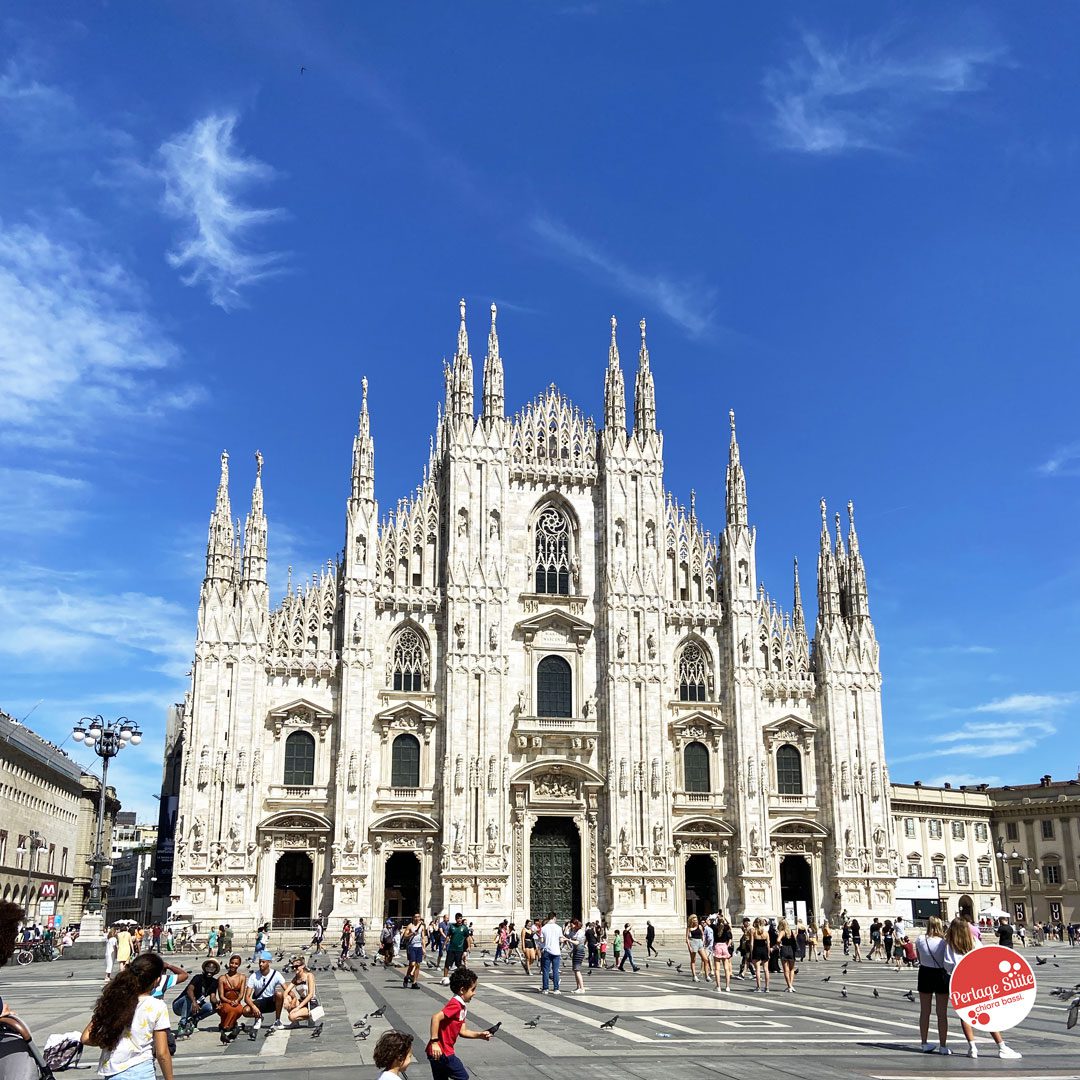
left=440, top=913, right=473, bottom=985
left=646, top=920, right=658, bottom=957
left=80, top=952, right=174, bottom=1080
left=821, top=919, right=833, bottom=960
left=340, top=919, right=353, bottom=960
left=402, top=913, right=426, bottom=989
left=311, top=918, right=326, bottom=955
left=116, top=925, right=134, bottom=972
left=355, top=917, right=368, bottom=958
left=568, top=919, right=587, bottom=993
left=868, top=918, right=882, bottom=960
left=995, top=915, right=1015, bottom=950
left=750, top=918, right=770, bottom=992
left=206, top=926, right=218, bottom=958
left=539, top=912, right=565, bottom=993
left=735, top=917, right=752, bottom=978
left=849, top=918, right=863, bottom=961
left=943, top=918, right=1022, bottom=1059
left=105, top=927, right=118, bottom=980
left=521, top=918, right=537, bottom=975
left=686, top=915, right=706, bottom=981
left=619, top=923, right=640, bottom=972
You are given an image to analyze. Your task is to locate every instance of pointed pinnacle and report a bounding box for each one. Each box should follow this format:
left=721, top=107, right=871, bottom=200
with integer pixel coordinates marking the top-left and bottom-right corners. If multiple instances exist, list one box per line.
left=254, top=449, right=263, bottom=480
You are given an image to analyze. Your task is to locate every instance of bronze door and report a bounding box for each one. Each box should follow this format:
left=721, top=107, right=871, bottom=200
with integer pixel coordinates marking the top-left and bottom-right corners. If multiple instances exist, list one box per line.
left=530, top=818, right=581, bottom=919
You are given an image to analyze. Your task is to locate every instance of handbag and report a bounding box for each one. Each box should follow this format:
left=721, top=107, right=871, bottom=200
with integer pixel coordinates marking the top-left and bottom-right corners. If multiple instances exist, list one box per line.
left=309, top=1001, right=325, bottom=1024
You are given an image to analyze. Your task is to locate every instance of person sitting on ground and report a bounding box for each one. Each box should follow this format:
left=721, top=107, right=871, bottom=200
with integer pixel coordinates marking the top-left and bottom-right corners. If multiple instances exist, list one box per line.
left=81, top=953, right=175, bottom=1080
left=215, top=954, right=250, bottom=1043
left=173, top=958, right=219, bottom=1034
left=279, top=955, right=318, bottom=1026
left=245, top=952, right=288, bottom=1034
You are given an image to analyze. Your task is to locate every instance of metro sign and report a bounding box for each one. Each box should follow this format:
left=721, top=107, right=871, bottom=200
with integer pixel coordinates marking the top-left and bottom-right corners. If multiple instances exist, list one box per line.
left=39, top=880, right=58, bottom=900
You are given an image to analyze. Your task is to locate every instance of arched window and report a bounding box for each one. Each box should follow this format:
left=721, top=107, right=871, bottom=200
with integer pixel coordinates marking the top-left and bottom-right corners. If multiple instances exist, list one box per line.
left=776, top=744, right=803, bottom=795
left=536, top=655, right=572, bottom=717
left=391, top=626, right=428, bottom=692
left=677, top=640, right=709, bottom=701
left=684, top=741, right=710, bottom=792
left=283, top=731, right=316, bottom=787
left=534, top=505, right=571, bottom=595
left=391, top=734, right=420, bottom=788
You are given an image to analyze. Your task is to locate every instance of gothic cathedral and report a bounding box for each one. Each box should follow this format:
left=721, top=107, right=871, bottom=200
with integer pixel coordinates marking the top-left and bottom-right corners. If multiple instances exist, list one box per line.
left=173, top=302, right=897, bottom=933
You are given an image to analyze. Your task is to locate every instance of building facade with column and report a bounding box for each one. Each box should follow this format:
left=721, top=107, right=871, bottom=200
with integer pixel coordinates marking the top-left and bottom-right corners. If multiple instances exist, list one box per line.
left=0, top=711, right=121, bottom=927
left=171, top=304, right=897, bottom=934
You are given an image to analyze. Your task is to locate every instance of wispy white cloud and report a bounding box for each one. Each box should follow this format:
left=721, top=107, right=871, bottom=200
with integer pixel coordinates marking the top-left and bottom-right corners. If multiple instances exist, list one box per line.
left=0, top=567, right=194, bottom=678
left=763, top=30, right=1004, bottom=154
left=159, top=112, right=285, bottom=310
left=0, top=222, right=199, bottom=448
left=0, top=468, right=89, bottom=534
left=923, top=772, right=1002, bottom=787
left=916, top=643, right=996, bottom=656
left=973, top=693, right=1077, bottom=713
left=529, top=215, right=717, bottom=340
left=1037, top=442, right=1080, bottom=477
left=931, top=719, right=1056, bottom=744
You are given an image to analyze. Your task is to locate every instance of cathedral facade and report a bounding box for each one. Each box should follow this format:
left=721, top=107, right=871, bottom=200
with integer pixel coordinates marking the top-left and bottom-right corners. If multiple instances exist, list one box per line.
left=172, top=303, right=897, bottom=934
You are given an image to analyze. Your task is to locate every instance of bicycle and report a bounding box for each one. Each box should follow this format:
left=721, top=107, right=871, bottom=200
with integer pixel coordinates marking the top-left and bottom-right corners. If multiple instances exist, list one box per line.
left=15, top=942, right=57, bottom=965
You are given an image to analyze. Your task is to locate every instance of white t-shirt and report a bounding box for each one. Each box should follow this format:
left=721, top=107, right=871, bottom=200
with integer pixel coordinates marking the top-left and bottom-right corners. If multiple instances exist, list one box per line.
left=247, top=968, right=286, bottom=1000
left=97, top=995, right=169, bottom=1077
left=540, top=921, right=563, bottom=955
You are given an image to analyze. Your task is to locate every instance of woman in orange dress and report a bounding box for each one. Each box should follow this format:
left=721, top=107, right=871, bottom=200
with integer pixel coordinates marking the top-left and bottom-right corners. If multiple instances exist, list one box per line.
left=215, top=954, right=247, bottom=1043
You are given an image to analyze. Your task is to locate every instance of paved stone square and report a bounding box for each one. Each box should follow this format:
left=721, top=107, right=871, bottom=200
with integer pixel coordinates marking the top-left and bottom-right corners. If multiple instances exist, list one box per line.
left=2, top=943, right=1078, bottom=1079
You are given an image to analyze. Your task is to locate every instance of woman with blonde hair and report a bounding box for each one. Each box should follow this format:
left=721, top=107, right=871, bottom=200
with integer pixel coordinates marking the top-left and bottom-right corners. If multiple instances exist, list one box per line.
left=915, top=915, right=950, bottom=1053
left=943, top=918, right=1022, bottom=1059
left=685, top=915, right=706, bottom=982
left=750, top=917, right=771, bottom=993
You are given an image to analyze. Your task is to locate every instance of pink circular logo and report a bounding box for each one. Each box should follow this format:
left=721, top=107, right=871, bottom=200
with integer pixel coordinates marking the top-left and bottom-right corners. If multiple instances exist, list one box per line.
left=949, top=945, right=1036, bottom=1032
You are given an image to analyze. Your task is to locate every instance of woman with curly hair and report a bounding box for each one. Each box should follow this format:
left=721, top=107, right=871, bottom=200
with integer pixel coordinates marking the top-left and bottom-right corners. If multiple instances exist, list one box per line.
left=81, top=952, right=174, bottom=1080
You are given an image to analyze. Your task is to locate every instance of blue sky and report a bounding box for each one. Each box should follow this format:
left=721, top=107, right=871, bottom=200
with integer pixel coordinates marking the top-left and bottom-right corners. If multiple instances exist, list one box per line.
left=2, top=3, right=1078, bottom=820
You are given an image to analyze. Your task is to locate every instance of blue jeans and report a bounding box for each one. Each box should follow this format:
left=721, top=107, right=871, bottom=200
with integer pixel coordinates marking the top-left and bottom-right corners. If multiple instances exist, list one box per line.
left=116, top=1061, right=157, bottom=1080
left=429, top=1052, right=469, bottom=1080
left=172, top=996, right=214, bottom=1024
left=619, top=948, right=639, bottom=971
left=541, top=950, right=561, bottom=990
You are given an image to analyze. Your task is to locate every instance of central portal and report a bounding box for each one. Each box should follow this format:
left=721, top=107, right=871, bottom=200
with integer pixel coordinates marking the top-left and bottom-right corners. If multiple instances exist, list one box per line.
left=530, top=817, right=581, bottom=920
left=383, top=851, right=421, bottom=924
left=273, top=852, right=313, bottom=929
left=779, top=854, right=813, bottom=923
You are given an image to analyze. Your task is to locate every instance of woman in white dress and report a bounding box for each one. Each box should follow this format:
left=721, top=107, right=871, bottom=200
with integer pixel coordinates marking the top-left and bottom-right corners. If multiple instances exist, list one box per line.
left=104, top=928, right=118, bottom=980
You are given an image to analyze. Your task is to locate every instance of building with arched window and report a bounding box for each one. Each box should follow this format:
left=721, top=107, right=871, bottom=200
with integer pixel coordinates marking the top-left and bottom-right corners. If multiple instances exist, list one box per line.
left=172, top=303, right=898, bottom=934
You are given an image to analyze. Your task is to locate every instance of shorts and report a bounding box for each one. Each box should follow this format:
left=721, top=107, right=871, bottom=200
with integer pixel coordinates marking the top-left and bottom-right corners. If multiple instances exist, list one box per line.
left=917, top=966, right=949, bottom=995
left=408, top=945, right=424, bottom=963
left=445, top=949, right=464, bottom=969
left=713, top=943, right=730, bottom=960
left=254, top=996, right=277, bottom=1014
left=429, top=1051, right=469, bottom=1080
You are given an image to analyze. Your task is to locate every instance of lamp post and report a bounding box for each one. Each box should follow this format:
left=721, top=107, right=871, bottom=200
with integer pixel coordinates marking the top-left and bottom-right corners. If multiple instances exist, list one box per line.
left=1011, top=850, right=1040, bottom=931
left=15, top=830, right=46, bottom=916
left=73, top=715, right=142, bottom=918
left=995, top=839, right=1009, bottom=915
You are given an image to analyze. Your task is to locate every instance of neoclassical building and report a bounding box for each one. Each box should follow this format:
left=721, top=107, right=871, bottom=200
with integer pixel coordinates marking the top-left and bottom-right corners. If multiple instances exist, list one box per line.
left=171, top=304, right=897, bottom=933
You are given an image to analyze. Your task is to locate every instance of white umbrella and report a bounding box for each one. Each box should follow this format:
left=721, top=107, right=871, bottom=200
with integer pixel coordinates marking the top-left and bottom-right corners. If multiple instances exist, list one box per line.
left=979, top=907, right=1008, bottom=919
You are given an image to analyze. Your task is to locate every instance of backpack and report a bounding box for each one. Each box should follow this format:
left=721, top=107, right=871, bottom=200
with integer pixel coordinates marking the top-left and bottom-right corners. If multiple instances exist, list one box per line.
left=43, top=1037, right=83, bottom=1072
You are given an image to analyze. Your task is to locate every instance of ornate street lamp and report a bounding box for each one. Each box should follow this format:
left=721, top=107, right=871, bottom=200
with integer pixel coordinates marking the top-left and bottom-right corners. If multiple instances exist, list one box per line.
left=15, top=830, right=46, bottom=914
left=73, top=715, right=141, bottom=917
left=1011, top=850, right=1041, bottom=929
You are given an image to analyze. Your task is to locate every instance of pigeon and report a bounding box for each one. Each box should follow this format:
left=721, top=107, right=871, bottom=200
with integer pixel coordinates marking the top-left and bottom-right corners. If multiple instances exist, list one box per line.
left=600, top=1015, right=619, bottom=1029
left=873, top=988, right=880, bottom=998
left=667, top=958, right=674, bottom=967
left=841, top=986, right=848, bottom=998
left=365, top=1006, right=387, bottom=1019
left=675, top=964, right=683, bottom=974
left=355, top=1028, right=372, bottom=1041
left=1036, top=956, right=1048, bottom=966
left=484, top=961, right=493, bottom=967
left=841, top=964, right=849, bottom=974
left=524, top=1016, right=541, bottom=1028
left=822, top=976, right=831, bottom=982
left=486, top=1022, right=502, bottom=1036
left=905, top=990, right=915, bottom=1002
left=67, top=972, right=74, bottom=978
left=311, top=1023, right=323, bottom=1039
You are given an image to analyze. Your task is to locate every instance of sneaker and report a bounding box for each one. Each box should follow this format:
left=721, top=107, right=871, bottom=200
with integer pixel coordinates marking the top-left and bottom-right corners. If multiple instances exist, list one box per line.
left=440, top=977, right=451, bottom=985
left=252, top=1017, right=262, bottom=1032
left=998, top=1046, right=1022, bottom=1060
left=966, top=1044, right=978, bottom=1059
left=540, top=989, right=550, bottom=994
left=936, top=1046, right=951, bottom=1055
left=920, top=1043, right=935, bottom=1053
left=571, top=988, right=586, bottom=994
left=692, top=975, right=699, bottom=982
left=550, top=989, right=561, bottom=994
left=270, top=1020, right=285, bottom=1031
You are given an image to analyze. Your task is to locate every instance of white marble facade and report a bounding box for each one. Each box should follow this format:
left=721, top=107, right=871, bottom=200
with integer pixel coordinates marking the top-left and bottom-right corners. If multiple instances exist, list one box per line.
left=172, top=304, right=897, bottom=934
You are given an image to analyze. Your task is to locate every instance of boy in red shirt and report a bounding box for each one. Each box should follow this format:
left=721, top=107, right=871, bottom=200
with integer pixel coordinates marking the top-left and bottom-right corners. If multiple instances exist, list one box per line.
left=426, top=967, right=492, bottom=1080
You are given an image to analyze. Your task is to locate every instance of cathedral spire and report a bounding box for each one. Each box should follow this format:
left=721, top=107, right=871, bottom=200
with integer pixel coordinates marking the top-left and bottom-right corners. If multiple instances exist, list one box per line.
left=351, top=376, right=375, bottom=502
left=846, top=500, right=870, bottom=621
left=242, top=450, right=267, bottom=585
left=205, top=450, right=235, bottom=581
left=725, top=409, right=748, bottom=529
left=633, top=318, right=656, bottom=435
left=446, top=297, right=474, bottom=424
left=817, top=498, right=841, bottom=619
left=792, top=556, right=805, bottom=634
left=604, top=315, right=626, bottom=434
left=481, top=302, right=504, bottom=421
